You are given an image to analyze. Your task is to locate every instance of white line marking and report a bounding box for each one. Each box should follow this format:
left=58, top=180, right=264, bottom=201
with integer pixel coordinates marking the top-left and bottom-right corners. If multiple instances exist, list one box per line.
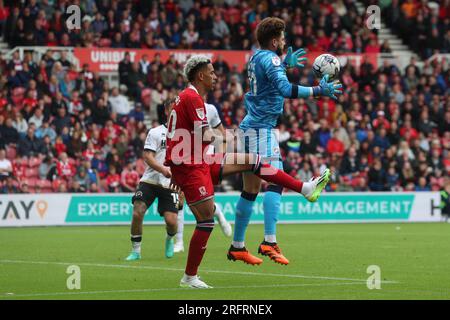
left=1, top=282, right=366, bottom=298
left=0, top=259, right=399, bottom=284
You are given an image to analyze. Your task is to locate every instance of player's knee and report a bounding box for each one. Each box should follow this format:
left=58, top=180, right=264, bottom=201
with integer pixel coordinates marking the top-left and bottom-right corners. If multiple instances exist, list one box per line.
left=132, top=202, right=147, bottom=220
left=165, top=213, right=178, bottom=228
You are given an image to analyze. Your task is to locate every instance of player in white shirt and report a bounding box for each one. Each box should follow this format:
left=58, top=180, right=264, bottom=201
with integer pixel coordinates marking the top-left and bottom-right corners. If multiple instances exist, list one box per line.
left=125, top=98, right=231, bottom=260
left=173, top=101, right=232, bottom=253
left=125, top=101, right=180, bottom=261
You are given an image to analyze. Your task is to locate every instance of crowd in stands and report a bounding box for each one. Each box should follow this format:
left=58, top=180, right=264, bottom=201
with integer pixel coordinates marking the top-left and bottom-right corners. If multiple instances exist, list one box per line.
left=0, top=0, right=449, bottom=194
left=379, top=0, right=450, bottom=59
left=0, top=0, right=446, bottom=55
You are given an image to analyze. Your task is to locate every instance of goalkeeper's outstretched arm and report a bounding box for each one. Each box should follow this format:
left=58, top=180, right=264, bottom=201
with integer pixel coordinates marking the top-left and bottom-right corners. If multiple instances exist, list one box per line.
left=265, top=55, right=342, bottom=100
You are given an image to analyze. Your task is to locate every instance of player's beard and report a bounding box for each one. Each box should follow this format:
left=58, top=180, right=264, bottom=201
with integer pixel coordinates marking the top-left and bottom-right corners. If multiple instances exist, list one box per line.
left=276, top=45, right=283, bottom=56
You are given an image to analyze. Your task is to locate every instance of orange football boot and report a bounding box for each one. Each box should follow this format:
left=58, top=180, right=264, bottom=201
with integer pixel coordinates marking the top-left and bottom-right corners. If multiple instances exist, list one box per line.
left=258, top=241, right=289, bottom=265
left=227, top=246, right=263, bottom=265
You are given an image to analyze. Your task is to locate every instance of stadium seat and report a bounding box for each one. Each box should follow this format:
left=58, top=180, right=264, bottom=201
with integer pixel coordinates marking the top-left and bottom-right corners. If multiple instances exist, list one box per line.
left=52, top=179, right=67, bottom=192
left=25, top=168, right=39, bottom=178
left=28, top=157, right=42, bottom=168
left=6, top=146, right=17, bottom=160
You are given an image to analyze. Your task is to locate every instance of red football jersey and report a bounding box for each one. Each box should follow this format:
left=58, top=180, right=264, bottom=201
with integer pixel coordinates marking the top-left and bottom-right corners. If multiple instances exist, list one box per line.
left=165, top=86, right=209, bottom=166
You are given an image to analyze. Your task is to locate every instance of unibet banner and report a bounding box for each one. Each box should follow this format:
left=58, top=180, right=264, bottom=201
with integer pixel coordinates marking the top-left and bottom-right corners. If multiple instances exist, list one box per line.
left=72, top=48, right=378, bottom=74
left=0, top=192, right=442, bottom=227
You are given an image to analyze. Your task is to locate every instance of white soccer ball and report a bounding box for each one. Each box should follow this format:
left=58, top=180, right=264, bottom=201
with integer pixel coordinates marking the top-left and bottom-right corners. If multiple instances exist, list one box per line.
left=312, top=54, right=340, bottom=80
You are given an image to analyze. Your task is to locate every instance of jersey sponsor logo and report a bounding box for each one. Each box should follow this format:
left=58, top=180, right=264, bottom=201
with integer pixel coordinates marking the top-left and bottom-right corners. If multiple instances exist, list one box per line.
left=161, top=132, right=166, bottom=148
left=196, top=108, right=205, bottom=120
left=199, top=186, right=207, bottom=196
left=272, top=56, right=281, bottom=66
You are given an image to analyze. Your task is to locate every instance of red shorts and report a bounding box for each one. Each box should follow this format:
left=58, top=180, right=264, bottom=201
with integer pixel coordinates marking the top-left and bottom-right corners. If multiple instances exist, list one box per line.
left=170, top=154, right=224, bottom=205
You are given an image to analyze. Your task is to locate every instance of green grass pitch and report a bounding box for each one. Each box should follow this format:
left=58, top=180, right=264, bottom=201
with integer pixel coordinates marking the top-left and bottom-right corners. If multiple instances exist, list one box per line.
left=1, top=223, right=449, bottom=300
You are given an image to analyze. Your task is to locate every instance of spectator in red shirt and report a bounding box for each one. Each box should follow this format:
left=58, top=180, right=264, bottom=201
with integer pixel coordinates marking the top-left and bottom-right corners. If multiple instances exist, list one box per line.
left=54, top=136, right=67, bottom=156
left=326, top=129, right=345, bottom=157
left=106, top=165, right=121, bottom=192
left=120, top=161, right=139, bottom=192
left=400, top=119, right=419, bottom=142
left=68, top=90, right=83, bottom=115
left=56, top=152, right=75, bottom=181
left=100, top=119, right=122, bottom=145
left=365, top=38, right=381, bottom=53
left=372, top=111, right=391, bottom=130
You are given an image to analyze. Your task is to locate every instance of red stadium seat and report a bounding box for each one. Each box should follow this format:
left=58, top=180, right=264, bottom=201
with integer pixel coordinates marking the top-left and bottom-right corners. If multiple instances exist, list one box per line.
left=5, top=146, right=17, bottom=160
left=19, top=157, right=28, bottom=167
left=52, top=179, right=67, bottom=192
left=25, top=168, right=39, bottom=178
left=28, top=157, right=42, bottom=168
left=26, top=178, right=38, bottom=187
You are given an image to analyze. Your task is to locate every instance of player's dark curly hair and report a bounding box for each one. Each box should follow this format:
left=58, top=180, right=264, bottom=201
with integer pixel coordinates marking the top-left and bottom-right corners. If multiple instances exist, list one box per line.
left=256, top=17, right=285, bottom=48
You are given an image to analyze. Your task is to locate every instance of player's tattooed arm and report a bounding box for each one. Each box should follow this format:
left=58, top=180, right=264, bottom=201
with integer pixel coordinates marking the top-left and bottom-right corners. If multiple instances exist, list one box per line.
left=143, top=150, right=172, bottom=178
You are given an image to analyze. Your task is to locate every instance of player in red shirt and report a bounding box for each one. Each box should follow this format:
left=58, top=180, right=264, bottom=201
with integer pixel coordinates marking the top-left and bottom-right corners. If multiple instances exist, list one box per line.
left=165, top=56, right=331, bottom=288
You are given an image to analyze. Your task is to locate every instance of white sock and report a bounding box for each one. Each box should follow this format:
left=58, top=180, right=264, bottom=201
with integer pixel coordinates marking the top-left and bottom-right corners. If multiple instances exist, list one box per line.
left=301, top=181, right=312, bottom=196
left=176, top=208, right=184, bottom=243
left=214, top=204, right=225, bottom=222
left=264, top=235, right=277, bottom=243
left=182, top=273, right=196, bottom=281
left=131, top=235, right=142, bottom=254
left=232, top=241, right=245, bottom=248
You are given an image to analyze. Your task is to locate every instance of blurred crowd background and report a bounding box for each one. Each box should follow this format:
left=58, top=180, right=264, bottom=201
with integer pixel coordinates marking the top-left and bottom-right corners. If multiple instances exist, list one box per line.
left=0, top=0, right=448, bottom=194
